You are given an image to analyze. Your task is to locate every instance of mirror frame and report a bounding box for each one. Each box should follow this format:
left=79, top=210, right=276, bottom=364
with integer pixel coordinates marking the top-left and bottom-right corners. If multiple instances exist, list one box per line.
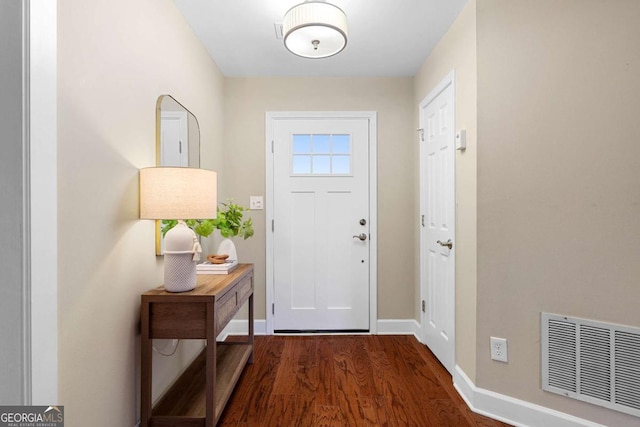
left=155, top=95, right=201, bottom=254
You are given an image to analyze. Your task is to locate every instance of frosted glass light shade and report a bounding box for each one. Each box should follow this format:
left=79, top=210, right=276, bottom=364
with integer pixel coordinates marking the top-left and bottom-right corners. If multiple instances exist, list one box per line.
left=139, top=167, right=217, bottom=220
left=283, top=1, right=347, bottom=59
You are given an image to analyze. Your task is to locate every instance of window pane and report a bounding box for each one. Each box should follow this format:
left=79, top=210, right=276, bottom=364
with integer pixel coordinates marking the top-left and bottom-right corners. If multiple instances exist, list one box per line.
left=292, top=155, right=311, bottom=174
left=293, top=134, right=311, bottom=153
left=332, top=134, right=350, bottom=153
left=312, top=156, right=330, bottom=174
left=332, top=155, right=350, bottom=174
left=312, top=134, right=330, bottom=153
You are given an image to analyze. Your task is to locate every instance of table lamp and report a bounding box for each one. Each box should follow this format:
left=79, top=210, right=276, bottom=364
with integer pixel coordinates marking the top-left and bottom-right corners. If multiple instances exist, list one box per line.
left=139, top=167, right=217, bottom=292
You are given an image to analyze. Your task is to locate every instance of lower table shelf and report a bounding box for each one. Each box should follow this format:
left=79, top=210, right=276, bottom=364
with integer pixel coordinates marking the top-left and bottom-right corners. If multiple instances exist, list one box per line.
left=151, top=343, right=253, bottom=426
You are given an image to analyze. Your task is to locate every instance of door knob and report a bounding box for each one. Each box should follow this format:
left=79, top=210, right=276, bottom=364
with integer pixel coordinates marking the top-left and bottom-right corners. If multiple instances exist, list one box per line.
left=353, top=233, right=367, bottom=241
left=437, top=239, right=453, bottom=249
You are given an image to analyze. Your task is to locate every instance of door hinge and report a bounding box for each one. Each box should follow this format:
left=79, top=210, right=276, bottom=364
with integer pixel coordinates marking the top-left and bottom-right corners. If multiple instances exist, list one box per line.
left=417, top=128, right=424, bottom=142
left=272, top=303, right=275, bottom=315
left=271, top=219, right=274, bottom=232
left=421, top=214, right=425, bottom=227
left=421, top=300, right=426, bottom=313
left=179, top=140, right=183, bottom=153
left=271, top=140, right=274, bottom=153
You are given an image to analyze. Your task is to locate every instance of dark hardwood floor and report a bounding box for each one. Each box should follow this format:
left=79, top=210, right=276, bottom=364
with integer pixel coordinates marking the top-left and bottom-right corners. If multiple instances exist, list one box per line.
left=219, top=335, right=511, bottom=426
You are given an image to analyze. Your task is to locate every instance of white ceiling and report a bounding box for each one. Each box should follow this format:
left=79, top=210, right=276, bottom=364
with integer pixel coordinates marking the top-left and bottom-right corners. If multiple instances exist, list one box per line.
left=173, top=0, right=468, bottom=77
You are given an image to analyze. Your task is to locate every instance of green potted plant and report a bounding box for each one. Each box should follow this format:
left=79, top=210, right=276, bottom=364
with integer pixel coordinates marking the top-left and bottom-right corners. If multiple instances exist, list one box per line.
left=161, top=201, right=254, bottom=239
left=161, top=201, right=254, bottom=262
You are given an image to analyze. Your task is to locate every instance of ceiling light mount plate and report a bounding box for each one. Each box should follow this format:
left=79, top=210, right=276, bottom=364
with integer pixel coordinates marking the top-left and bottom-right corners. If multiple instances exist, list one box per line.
left=283, top=1, right=348, bottom=59
left=274, top=22, right=284, bottom=39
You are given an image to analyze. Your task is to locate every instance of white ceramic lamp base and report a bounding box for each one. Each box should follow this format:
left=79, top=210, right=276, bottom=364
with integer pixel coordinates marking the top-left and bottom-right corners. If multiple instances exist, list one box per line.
left=163, top=221, right=202, bottom=292
left=164, top=253, right=197, bottom=292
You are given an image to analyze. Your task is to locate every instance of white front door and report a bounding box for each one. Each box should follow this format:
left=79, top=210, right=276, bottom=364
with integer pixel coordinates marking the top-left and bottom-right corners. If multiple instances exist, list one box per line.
left=271, top=115, right=372, bottom=331
left=420, top=72, right=456, bottom=374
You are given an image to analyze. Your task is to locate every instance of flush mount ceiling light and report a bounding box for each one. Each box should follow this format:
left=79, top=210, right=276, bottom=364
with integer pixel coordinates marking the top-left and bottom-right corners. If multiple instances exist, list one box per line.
left=283, top=1, right=348, bottom=59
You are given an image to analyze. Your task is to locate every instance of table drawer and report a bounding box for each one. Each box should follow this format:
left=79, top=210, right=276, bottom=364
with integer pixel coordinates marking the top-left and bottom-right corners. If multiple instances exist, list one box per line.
left=216, top=274, right=252, bottom=331
left=149, top=302, right=207, bottom=339
left=237, top=275, right=253, bottom=304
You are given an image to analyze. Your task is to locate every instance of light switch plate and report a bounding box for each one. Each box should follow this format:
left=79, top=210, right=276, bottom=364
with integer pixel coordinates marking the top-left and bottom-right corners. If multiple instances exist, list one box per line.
left=250, top=196, right=264, bottom=210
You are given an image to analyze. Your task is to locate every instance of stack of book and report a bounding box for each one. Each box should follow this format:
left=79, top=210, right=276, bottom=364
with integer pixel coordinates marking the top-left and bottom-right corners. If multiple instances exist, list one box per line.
left=196, top=260, right=238, bottom=275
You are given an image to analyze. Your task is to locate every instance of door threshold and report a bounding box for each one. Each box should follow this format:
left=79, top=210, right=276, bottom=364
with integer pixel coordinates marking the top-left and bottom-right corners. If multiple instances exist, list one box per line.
left=274, top=329, right=369, bottom=335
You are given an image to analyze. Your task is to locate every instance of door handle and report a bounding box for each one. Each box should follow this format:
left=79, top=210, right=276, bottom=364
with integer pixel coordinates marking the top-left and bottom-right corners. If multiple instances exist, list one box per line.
left=353, top=233, right=367, bottom=241
left=437, top=239, right=453, bottom=249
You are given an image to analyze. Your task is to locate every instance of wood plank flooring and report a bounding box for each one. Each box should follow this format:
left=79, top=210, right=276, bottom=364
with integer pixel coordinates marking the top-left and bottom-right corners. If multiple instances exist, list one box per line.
left=219, top=335, right=511, bottom=426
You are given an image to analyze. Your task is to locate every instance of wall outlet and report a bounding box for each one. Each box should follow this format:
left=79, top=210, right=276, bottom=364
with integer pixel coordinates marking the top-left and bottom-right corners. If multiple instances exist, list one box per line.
left=490, top=337, right=508, bottom=362
left=249, top=196, right=264, bottom=210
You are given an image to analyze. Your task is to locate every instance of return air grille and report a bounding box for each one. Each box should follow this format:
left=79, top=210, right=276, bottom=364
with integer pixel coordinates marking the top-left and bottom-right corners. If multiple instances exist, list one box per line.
left=615, top=331, right=640, bottom=410
left=542, top=313, right=640, bottom=418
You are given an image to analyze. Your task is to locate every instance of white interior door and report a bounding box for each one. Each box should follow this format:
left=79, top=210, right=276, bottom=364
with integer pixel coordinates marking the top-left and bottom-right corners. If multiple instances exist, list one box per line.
left=420, top=72, right=456, bottom=374
left=272, top=116, right=371, bottom=331
left=160, top=111, right=188, bottom=166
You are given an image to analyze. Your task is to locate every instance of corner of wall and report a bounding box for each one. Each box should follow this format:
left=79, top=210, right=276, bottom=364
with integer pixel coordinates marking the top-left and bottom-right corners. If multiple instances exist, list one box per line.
left=412, top=0, right=478, bottom=382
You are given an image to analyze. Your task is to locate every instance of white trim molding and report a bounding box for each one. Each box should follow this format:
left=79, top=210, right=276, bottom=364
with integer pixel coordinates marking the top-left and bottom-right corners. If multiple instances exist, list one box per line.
left=29, top=0, right=58, bottom=405
left=218, top=319, right=268, bottom=340
left=376, top=319, right=421, bottom=339
left=265, top=111, right=378, bottom=335
left=453, top=366, right=606, bottom=427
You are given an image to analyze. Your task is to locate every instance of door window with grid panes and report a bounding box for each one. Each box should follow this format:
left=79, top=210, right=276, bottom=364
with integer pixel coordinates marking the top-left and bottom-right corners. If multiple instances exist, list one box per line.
left=291, top=134, right=351, bottom=176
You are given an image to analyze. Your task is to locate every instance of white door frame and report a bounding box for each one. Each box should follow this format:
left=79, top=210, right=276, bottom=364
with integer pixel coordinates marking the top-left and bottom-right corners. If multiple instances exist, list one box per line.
left=29, top=0, right=58, bottom=404
left=419, top=70, right=456, bottom=371
left=265, top=111, right=378, bottom=335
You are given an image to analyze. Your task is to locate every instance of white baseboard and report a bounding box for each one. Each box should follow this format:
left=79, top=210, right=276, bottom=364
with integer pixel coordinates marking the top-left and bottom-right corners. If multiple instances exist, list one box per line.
left=376, top=318, right=421, bottom=340
left=453, top=366, right=606, bottom=427
left=218, top=319, right=267, bottom=340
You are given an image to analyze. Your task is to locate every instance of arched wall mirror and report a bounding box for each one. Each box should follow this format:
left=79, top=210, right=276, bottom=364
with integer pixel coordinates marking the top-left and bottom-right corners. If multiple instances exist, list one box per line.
left=156, top=95, right=200, bottom=168
left=155, top=95, right=201, bottom=254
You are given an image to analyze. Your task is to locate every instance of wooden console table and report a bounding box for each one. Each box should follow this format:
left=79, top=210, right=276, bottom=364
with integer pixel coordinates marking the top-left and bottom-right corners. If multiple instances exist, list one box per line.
left=140, top=264, right=254, bottom=427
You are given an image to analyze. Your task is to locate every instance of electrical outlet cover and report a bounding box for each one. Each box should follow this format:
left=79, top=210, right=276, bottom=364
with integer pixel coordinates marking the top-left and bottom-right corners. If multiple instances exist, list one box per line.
left=490, top=336, right=508, bottom=362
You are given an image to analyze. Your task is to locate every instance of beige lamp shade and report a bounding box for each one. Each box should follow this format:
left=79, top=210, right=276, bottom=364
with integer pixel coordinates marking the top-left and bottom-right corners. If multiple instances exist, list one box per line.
left=139, top=167, right=217, bottom=220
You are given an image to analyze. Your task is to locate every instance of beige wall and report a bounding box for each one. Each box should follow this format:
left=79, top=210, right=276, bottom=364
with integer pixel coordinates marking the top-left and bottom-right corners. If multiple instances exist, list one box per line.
left=57, top=0, right=224, bottom=425
left=223, top=77, right=414, bottom=320
left=413, top=0, right=478, bottom=381
left=476, top=0, right=640, bottom=425
left=55, top=0, right=640, bottom=425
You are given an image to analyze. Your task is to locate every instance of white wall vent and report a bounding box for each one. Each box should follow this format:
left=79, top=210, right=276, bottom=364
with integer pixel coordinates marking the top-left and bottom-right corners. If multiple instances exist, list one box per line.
left=542, top=313, right=640, bottom=417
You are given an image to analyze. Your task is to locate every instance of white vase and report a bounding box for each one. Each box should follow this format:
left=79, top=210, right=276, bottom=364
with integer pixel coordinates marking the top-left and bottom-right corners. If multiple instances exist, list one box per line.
left=216, top=238, right=237, bottom=262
